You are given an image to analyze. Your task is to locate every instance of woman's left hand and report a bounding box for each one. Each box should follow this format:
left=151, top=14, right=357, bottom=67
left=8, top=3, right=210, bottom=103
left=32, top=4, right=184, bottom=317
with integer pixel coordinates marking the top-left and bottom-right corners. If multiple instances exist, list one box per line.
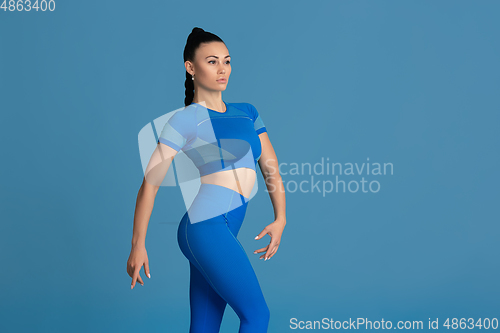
left=253, top=219, right=286, bottom=260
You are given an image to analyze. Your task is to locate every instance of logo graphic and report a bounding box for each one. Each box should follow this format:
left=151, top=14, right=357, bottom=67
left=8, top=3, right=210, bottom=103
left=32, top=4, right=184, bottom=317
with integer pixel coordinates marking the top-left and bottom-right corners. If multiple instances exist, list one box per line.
left=138, top=103, right=259, bottom=223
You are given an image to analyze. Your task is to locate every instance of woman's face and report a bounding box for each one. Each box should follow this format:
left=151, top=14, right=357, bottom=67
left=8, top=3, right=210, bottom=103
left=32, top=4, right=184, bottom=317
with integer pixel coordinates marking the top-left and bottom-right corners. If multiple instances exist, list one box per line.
left=189, top=41, right=231, bottom=92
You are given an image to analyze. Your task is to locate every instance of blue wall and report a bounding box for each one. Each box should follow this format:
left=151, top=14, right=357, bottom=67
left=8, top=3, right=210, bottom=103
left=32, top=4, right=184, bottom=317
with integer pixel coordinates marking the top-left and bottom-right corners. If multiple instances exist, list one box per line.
left=1, top=1, right=499, bottom=332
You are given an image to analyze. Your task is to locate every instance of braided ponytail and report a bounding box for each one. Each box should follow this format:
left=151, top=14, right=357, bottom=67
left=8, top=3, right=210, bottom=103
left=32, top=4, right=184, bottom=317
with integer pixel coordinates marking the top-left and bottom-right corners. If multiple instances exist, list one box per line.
left=184, top=71, right=195, bottom=107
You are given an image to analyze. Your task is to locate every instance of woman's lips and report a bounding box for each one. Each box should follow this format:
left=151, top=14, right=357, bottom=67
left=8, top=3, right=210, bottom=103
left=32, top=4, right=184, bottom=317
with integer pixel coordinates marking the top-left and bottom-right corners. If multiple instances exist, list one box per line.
left=217, top=79, right=227, bottom=83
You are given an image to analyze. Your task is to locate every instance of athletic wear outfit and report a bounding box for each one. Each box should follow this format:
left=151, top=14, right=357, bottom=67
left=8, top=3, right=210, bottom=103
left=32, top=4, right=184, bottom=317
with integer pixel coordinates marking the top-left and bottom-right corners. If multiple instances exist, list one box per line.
left=157, top=101, right=270, bottom=332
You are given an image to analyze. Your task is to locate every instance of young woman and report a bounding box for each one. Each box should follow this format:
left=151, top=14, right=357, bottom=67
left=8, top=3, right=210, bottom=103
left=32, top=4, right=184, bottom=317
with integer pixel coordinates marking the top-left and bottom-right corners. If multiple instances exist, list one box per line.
left=127, top=27, right=287, bottom=333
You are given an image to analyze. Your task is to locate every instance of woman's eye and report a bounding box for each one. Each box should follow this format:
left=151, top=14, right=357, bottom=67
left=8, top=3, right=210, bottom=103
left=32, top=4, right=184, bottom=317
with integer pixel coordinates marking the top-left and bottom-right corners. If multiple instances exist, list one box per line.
left=208, top=60, right=230, bottom=64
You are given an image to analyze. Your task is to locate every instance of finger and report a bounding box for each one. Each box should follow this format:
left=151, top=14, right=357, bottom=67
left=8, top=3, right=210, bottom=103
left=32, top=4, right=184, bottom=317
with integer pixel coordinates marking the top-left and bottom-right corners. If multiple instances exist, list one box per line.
left=137, top=275, right=144, bottom=286
left=264, top=241, right=277, bottom=260
left=131, top=267, right=141, bottom=289
left=268, top=245, right=280, bottom=259
left=254, top=227, right=269, bottom=240
left=253, top=246, right=268, bottom=254
left=259, top=246, right=272, bottom=260
left=267, top=242, right=280, bottom=260
left=268, top=246, right=277, bottom=258
left=258, top=246, right=270, bottom=260
left=144, top=262, right=151, bottom=279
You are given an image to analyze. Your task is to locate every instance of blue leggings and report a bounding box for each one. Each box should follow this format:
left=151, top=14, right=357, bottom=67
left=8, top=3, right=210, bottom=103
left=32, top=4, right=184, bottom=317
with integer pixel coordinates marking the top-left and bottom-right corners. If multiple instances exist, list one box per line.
left=177, top=183, right=270, bottom=332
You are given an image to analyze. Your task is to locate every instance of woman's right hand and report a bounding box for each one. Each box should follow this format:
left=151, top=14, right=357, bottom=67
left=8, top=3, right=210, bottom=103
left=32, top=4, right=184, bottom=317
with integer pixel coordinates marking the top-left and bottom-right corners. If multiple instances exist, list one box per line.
left=127, top=245, right=151, bottom=289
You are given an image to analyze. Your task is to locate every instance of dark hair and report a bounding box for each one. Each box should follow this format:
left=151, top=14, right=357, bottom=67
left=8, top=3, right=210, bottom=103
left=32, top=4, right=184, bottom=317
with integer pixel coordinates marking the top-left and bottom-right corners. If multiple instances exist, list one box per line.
left=183, top=27, right=225, bottom=106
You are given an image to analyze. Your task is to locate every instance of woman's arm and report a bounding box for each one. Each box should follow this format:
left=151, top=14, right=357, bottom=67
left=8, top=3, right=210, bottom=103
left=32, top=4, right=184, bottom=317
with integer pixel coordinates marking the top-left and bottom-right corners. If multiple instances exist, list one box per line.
left=130, top=178, right=160, bottom=248
left=254, top=132, right=287, bottom=260
left=131, top=143, right=177, bottom=247
left=258, top=132, right=286, bottom=223
left=127, top=143, right=178, bottom=288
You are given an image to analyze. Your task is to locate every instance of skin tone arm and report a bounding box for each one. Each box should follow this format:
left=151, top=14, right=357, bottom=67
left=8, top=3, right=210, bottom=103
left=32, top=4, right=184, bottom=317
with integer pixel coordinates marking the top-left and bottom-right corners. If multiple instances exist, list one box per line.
left=127, top=143, right=178, bottom=289
left=253, top=132, right=287, bottom=260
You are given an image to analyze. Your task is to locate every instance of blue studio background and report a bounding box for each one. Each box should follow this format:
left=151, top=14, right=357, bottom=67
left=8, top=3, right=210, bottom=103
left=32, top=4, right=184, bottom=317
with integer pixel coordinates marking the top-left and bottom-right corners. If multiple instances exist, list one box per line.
left=1, top=1, right=499, bottom=332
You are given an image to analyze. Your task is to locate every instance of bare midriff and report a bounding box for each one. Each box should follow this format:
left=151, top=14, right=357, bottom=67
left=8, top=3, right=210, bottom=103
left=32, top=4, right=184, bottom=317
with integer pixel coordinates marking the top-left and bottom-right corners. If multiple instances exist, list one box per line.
left=200, top=167, right=256, bottom=199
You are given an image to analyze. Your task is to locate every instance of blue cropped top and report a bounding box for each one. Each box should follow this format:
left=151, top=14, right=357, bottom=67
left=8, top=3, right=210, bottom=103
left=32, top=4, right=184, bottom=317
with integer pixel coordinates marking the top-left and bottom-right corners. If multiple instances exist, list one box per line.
left=157, top=101, right=267, bottom=177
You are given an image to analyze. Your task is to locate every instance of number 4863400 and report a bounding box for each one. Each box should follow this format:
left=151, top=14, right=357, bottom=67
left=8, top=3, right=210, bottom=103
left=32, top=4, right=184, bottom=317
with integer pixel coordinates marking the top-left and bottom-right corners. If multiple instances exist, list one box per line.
left=1, top=0, right=56, bottom=11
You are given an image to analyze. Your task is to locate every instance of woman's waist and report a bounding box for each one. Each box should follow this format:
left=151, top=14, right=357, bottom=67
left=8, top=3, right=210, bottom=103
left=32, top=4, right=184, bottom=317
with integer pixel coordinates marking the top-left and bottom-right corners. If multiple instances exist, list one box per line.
left=200, top=168, right=256, bottom=199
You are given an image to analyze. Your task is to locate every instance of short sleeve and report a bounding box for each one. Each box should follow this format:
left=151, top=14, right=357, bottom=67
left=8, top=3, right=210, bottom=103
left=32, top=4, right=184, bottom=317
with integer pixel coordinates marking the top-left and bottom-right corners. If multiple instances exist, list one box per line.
left=157, top=111, right=194, bottom=151
left=249, top=103, right=267, bottom=135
